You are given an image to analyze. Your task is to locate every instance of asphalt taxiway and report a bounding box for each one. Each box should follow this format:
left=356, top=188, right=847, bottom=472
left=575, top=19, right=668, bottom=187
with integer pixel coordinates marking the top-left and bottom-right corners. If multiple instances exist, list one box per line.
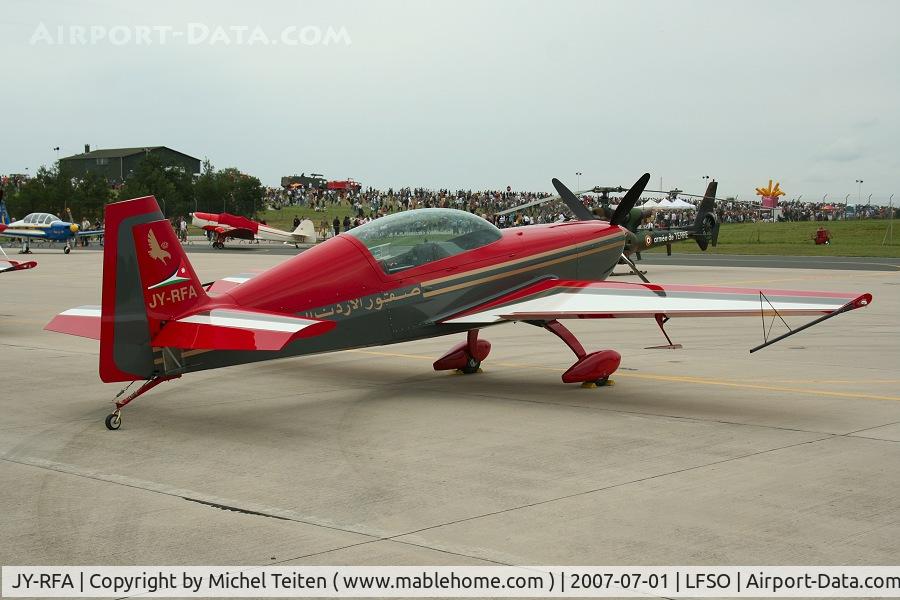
left=43, top=238, right=900, bottom=271
left=1, top=251, right=898, bottom=567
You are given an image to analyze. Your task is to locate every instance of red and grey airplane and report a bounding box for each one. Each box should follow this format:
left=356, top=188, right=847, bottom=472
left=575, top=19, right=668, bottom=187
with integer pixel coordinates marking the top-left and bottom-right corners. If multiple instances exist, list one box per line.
left=46, top=174, right=872, bottom=430
left=191, top=211, right=316, bottom=248
left=1, top=253, right=36, bottom=273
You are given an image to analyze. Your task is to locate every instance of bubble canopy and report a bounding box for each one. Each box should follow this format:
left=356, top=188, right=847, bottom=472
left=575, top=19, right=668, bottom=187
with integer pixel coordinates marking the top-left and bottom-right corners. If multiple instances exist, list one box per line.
left=346, top=208, right=502, bottom=274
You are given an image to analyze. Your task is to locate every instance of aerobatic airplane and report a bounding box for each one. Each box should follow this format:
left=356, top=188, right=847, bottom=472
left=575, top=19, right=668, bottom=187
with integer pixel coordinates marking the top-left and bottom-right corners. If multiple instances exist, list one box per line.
left=0, top=249, right=36, bottom=273
left=191, top=211, right=316, bottom=248
left=0, top=212, right=103, bottom=254
left=46, top=174, right=872, bottom=430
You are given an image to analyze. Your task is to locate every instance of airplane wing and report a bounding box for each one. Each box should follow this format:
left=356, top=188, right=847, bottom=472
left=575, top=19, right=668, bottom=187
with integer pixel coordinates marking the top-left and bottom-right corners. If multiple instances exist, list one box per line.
left=46, top=305, right=334, bottom=351
left=0, top=228, right=50, bottom=240
left=210, top=225, right=255, bottom=241
left=442, top=279, right=870, bottom=340
left=1, top=257, right=37, bottom=273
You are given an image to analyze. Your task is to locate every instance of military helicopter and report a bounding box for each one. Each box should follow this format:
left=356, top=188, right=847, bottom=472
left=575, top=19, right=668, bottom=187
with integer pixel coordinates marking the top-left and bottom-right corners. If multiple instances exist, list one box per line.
left=498, top=180, right=721, bottom=261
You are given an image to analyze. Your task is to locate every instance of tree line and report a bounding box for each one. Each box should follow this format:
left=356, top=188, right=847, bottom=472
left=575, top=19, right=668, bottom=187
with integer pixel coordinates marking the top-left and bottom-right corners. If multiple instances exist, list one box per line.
left=2, top=155, right=263, bottom=221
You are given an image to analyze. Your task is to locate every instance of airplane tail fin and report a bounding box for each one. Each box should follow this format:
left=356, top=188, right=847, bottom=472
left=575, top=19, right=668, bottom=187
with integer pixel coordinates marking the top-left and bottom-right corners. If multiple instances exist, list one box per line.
left=45, top=196, right=337, bottom=382
left=98, top=196, right=209, bottom=382
left=693, top=180, right=720, bottom=250
left=291, top=219, right=317, bottom=243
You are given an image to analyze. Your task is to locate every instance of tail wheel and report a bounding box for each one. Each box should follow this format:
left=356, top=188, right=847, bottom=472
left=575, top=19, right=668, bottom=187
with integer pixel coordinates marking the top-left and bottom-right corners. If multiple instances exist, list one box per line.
left=64, top=246, right=71, bottom=254
left=105, top=412, right=122, bottom=430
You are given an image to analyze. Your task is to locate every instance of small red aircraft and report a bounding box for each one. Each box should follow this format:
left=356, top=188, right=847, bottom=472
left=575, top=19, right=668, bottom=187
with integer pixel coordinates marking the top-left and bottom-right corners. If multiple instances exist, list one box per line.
left=1, top=244, right=37, bottom=273
left=191, top=211, right=316, bottom=248
left=46, top=174, right=872, bottom=430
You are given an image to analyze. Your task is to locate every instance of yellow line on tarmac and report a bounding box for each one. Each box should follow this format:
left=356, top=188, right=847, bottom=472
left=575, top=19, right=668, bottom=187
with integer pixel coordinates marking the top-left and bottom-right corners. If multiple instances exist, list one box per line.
left=349, top=349, right=900, bottom=402
left=699, top=269, right=898, bottom=287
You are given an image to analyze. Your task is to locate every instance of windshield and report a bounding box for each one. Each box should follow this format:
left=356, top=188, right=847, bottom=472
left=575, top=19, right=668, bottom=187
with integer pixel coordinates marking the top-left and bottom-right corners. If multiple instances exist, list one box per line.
left=346, top=209, right=502, bottom=274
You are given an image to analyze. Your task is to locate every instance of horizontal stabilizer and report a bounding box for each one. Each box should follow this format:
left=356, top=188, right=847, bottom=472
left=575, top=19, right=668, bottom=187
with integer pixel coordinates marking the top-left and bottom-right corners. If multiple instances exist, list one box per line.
left=44, top=305, right=101, bottom=339
left=205, top=271, right=261, bottom=294
left=151, top=308, right=335, bottom=351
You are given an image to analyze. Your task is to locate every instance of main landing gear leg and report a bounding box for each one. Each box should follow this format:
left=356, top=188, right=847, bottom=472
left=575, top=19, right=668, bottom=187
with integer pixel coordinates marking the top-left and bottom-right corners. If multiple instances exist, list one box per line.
left=433, top=329, right=491, bottom=375
left=105, top=375, right=180, bottom=430
left=539, top=320, right=621, bottom=388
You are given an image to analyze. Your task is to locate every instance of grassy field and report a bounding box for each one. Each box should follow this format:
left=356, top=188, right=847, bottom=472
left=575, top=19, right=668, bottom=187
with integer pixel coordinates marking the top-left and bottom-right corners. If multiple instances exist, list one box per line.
left=202, top=206, right=900, bottom=258
left=644, top=220, right=900, bottom=257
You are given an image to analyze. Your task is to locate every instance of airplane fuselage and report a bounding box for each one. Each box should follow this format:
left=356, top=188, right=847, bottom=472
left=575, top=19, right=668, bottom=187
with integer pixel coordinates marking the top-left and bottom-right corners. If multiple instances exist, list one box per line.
left=164, top=219, right=627, bottom=375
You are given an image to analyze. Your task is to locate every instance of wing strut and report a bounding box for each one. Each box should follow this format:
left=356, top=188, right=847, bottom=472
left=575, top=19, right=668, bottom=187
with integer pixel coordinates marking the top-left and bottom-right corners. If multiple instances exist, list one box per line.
left=749, top=293, right=872, bottom=353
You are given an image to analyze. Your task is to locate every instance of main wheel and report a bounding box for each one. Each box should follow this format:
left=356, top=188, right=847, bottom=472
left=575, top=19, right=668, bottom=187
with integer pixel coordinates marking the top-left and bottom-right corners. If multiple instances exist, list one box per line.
left=460, top=357, right=481, bottom=374
left=64, top=246, right=71, bottom=254
left=105, top=413, right=121, bottom=430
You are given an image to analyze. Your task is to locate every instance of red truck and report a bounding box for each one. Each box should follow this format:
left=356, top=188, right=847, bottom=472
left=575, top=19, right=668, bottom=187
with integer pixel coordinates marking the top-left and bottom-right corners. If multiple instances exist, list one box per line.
left=326, top=179, right=361, bottom=192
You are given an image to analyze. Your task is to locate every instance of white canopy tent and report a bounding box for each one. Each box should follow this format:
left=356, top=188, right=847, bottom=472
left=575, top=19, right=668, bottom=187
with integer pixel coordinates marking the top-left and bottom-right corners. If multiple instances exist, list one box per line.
left=670, top=199, right=696, bottom=210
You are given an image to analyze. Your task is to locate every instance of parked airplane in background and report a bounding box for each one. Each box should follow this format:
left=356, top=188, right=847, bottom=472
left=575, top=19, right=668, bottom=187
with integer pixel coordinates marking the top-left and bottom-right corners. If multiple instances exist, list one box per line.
left=0, top=210, right=102, bottom=254
left=191, top=211, right=317, bottom=248
left=0, top=247, right=36, bottom=273
left=47, top=174, right=871, bottom=430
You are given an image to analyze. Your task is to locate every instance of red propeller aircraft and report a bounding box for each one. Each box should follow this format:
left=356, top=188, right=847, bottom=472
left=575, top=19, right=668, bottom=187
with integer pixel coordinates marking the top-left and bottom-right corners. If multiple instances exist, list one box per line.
left=1, top=256, right=37, bottom=273
left=46, top=174, right=872, bottom=430
left=191, top=211, right=316, bottom=248
left=1, top=245, right=36, bottom=273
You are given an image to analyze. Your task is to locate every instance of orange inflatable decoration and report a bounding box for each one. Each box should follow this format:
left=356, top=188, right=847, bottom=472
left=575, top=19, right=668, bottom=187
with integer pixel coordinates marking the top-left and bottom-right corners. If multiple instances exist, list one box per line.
left=755, top=180, right=785, bottom=208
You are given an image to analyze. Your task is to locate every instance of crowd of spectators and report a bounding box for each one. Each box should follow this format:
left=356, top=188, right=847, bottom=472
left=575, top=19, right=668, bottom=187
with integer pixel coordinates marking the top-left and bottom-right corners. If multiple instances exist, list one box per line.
left=264, top=184, right=898, bottom=235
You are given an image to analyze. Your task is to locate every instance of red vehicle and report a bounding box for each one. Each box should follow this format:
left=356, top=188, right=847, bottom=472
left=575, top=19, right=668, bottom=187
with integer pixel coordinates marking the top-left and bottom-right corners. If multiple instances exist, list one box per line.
left=326, top=179, right=361, bottom=192
left=813, top=226, right=831, bottom=245
left=45, top=173, right=871, bottom=430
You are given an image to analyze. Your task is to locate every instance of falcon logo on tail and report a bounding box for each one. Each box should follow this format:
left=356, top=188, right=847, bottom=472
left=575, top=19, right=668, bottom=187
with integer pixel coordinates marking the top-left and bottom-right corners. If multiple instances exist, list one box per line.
left=147, top=229, right=171, bottom=264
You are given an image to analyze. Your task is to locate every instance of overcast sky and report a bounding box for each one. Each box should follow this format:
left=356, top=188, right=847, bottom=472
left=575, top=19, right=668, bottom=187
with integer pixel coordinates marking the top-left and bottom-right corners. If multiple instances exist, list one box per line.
left=4, top=0, right=899, bottom=202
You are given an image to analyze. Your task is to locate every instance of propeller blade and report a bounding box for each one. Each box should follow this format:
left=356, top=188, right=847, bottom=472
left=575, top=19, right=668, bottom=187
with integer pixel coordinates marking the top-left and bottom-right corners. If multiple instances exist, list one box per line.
left=551, top=178, right=596, bottom=221
left=610, top=173, right=651, bottom=226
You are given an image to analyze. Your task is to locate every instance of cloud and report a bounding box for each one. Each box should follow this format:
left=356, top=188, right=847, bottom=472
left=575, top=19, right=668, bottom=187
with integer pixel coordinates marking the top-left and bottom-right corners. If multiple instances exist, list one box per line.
left=816, top=138, right=863, bottom=162
left=851, top=116, right=879, bottom=129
